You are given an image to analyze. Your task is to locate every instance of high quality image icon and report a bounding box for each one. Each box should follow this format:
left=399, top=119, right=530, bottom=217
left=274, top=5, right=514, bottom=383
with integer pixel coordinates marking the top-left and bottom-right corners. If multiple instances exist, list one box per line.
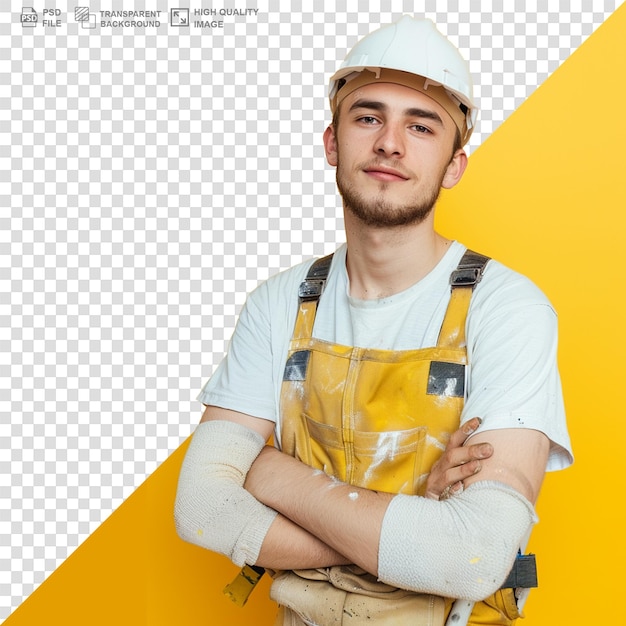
left=170, top=8, right=189, bottom=27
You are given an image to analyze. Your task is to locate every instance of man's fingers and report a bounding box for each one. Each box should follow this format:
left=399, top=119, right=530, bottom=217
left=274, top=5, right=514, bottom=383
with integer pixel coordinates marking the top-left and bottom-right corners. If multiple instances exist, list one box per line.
left=466, top=441, right=494, bottom=461
left=441, top=458, right=478, bottom=485
left=442, top=441, right=493, bottom=469
left=463, top=416, right=482, bottom=436
left=424, top=419, right=494, bottom=500
left=447, top=416, right=482, bottom=450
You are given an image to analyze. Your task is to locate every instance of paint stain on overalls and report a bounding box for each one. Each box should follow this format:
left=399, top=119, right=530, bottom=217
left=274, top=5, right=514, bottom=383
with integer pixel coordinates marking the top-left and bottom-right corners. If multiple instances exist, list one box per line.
left=273, top=251, right=521, bottom=625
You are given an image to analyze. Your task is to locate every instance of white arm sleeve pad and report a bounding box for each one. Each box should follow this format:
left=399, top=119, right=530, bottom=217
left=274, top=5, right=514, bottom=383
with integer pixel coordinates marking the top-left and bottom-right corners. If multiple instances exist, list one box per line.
left=174, top=420, right=278, bottom=567
left=378, top=481, right=538, bottom=601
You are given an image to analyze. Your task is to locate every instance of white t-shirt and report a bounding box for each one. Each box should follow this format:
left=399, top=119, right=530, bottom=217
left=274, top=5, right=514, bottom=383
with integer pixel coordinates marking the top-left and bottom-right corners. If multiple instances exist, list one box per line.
left=199, top=241, right=573, bottom=471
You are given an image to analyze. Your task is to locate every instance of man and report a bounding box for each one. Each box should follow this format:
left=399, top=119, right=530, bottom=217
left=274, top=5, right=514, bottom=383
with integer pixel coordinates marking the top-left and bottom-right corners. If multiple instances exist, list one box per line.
left=175, top=16, right=573, bottom=625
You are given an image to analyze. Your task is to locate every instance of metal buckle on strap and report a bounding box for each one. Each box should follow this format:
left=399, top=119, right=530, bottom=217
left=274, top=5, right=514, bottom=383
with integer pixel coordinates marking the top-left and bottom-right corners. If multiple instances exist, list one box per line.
left=450, top=267, right=483, bottom=287
left=298, top=279, right=325, bottom=301
left=449, top=250, right=490, bottom=289
left=298, top=253, right=333, bottom=302
left=500, top=553, right=538, bottom=589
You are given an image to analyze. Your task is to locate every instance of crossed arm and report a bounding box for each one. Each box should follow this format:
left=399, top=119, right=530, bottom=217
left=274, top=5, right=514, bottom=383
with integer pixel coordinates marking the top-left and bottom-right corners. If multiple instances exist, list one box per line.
left=189, top=405, right=547, bottom=575
left=248, top=428, right=546, bottom=577
left=175, top=404, right=548, bottom=598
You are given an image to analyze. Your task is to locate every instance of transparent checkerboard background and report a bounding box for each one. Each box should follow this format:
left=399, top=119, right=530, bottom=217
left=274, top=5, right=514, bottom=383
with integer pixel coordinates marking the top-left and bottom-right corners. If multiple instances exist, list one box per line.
left=2, top=0, right=622, bottom=619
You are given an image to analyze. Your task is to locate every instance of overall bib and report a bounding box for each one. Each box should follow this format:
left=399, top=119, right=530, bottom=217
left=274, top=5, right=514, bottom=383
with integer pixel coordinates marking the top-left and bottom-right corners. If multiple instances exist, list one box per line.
left=271, top=251, right=522, bottom=626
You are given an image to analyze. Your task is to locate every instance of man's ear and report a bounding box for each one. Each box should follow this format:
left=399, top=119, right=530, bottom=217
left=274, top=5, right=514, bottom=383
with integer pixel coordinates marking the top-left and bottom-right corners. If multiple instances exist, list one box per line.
left=442, top=149, right=468, bottom=189
left=323, top=124, right=338, bottom=167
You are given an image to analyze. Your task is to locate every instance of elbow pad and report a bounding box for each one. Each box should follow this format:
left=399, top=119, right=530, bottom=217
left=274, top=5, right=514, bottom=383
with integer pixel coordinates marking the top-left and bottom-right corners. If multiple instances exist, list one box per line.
left=378, top=481, right=537, bottom=601
left=174, top=420, right=278, bottom=567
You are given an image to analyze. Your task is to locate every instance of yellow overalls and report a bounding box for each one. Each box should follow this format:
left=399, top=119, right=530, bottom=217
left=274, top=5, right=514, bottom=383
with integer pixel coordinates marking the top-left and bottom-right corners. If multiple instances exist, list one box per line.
left=271, top=251, right=522, bottom=625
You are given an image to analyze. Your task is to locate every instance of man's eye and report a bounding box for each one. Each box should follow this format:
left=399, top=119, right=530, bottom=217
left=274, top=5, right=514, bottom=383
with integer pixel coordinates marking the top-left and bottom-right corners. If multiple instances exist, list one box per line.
left=411, top=124, right=431, bottom=133
left=358, top=116, right=379, bottom=124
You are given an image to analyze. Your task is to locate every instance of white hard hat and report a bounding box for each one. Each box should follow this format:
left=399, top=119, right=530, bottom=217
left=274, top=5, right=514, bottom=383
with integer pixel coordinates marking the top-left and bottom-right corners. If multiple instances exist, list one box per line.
left=329, top=16, right=478, bottom=145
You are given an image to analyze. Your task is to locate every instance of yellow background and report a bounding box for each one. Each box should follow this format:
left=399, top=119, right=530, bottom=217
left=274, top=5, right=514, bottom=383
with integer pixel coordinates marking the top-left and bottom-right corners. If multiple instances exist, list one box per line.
left=6, top=5, right=626, bottom=625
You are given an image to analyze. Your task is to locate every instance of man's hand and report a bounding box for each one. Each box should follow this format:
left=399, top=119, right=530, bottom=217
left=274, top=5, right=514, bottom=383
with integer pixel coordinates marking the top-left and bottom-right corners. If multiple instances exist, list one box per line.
left=424, top=417, right=493, bottom=500
left=245, top=422, right=547, bottom=582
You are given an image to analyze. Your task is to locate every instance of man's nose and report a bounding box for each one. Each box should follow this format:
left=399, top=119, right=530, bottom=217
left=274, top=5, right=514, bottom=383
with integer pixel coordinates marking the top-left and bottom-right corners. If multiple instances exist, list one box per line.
left=374, top=123, right=405, bottom=157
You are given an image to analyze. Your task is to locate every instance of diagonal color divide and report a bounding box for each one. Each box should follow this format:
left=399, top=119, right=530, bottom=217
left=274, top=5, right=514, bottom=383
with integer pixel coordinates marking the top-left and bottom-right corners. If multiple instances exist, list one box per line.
left=6, top=5, right=626, bottom=625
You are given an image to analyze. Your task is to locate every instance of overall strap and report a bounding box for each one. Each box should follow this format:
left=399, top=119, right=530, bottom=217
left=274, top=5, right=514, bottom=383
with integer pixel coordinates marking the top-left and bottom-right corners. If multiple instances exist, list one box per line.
left=292, top=253, right=334, bottom=340
left=292, top=250, right=489, bottom=346
left=437, top=249, right=490, bottom=350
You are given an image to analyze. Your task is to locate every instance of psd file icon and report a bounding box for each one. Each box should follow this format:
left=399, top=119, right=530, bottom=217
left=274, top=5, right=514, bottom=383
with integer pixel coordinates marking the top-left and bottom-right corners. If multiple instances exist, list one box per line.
left=21, top=7, right=38, bottom=26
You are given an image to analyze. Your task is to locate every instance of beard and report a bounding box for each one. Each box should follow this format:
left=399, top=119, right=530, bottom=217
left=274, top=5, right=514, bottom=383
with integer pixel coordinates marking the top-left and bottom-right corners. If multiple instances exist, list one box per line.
left=336, top=157, right=444, bottom=228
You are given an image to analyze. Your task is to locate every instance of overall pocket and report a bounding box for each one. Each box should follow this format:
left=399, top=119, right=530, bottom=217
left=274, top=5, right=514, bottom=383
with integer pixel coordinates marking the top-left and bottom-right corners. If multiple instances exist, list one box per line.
left=304, top=414, right=427, bottom=495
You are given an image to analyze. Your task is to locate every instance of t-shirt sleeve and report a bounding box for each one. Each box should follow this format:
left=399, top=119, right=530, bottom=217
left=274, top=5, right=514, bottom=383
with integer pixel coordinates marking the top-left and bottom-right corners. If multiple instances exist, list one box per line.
left=196, top=261, right=310, bottom=423
left=462, top=266, right=573, bottom=471
left=197, top=279, right=279, bottom=422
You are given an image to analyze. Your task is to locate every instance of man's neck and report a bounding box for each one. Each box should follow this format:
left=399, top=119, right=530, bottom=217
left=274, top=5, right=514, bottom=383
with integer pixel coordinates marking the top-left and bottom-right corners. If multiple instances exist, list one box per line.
left=344, top=212, right=452, bottom=300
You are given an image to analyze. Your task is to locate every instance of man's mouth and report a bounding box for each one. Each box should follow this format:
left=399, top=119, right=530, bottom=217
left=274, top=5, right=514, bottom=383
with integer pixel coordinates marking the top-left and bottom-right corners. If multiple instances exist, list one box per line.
left=363, top=165, right=409, bottom=182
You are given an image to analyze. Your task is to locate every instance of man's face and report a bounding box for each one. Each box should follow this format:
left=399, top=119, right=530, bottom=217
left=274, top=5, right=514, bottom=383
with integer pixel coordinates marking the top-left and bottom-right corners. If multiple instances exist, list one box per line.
left=324, top=82, right=467, bottom=228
